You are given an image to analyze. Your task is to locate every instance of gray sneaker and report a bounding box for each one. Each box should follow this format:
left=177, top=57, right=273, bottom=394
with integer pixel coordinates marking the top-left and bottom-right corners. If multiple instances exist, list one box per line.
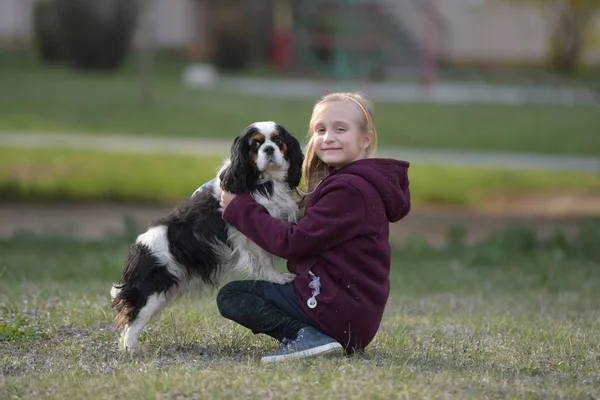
left=261, top=327, right=344, bottom=363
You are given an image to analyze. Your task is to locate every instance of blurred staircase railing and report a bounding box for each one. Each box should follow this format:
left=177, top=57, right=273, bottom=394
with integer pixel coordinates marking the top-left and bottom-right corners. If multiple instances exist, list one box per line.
left=291, top=0, right=452, bottom=81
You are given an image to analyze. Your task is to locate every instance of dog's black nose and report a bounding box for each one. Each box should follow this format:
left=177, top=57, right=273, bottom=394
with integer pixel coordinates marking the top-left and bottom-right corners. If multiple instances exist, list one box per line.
left=264, top=146, right=275, bottom=155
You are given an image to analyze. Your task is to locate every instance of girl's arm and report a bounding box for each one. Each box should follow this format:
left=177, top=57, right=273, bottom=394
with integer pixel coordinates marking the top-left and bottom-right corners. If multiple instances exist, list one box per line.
left=222, top=180, right=366, bottom=259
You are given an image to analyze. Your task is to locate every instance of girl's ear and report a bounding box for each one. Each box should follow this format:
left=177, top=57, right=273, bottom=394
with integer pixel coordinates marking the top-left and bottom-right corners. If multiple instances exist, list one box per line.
left=362, top=130, right=374, bottom=150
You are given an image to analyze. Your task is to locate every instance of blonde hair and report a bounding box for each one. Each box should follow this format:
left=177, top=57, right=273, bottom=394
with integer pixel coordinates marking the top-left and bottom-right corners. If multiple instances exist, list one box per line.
left=302, top=92, right=378, bottom=194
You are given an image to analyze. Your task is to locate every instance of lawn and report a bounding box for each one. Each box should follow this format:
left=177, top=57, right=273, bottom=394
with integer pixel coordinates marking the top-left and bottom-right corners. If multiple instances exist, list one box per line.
left=2, top=146, right=600, bottom=207
left=1, top=223, right=599, bottom=399
left=1, top=52, right=600, bottom=156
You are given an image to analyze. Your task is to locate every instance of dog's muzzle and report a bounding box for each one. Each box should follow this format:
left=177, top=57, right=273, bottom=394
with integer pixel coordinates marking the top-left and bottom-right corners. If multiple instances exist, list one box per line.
left=264, top=146, right=275, bottom=156
left=263, top=146, right=277, bottom=163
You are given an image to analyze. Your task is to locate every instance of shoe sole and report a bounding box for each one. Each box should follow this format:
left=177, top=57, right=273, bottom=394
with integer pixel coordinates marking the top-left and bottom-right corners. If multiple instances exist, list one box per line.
left=261, top=342, right=344, bottom=363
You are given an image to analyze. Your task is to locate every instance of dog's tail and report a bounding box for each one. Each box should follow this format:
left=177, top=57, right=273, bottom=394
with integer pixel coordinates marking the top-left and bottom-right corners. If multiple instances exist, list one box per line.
left=110, top=284, right=141, bottom=330
left=110, top=242, right=176, bottom=331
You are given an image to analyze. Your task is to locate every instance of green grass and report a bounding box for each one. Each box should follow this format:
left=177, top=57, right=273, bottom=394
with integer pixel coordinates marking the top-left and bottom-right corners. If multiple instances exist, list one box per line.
left=0, top=147, right=225, bottom=204
left=1, top=146, right=600, bottom=207
left=1, top=224, right=599, bottom=399
left=1, top=52, right=600, bottom=156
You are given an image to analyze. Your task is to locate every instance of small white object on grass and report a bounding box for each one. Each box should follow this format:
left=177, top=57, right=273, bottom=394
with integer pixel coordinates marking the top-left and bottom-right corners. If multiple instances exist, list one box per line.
left=182, top=63, right=218, bottom=87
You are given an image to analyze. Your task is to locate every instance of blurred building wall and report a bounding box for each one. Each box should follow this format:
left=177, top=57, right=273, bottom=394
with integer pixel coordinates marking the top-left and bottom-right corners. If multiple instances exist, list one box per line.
left=139, top=0, right=199, bottom=50
left=387, top=0, right=546, bottom=64
left=433, top=1, right=600, bottom=65
left=385, top=0, right=600, bottom=66
left=0, top=0, right=30, bottom=44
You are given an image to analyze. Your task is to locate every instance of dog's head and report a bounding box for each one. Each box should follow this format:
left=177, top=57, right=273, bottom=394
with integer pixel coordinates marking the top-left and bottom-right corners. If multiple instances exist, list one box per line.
left=219, top=121, right=303, bottom=194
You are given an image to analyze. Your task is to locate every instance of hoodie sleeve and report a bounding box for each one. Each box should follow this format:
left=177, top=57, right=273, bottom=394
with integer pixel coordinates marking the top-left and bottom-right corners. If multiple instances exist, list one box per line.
left=222, top=180, right=366, bottom=259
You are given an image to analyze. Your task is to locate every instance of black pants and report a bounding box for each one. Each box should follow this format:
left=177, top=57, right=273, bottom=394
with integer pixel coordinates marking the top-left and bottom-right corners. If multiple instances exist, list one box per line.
left=216, top=280, right=314, bottom=342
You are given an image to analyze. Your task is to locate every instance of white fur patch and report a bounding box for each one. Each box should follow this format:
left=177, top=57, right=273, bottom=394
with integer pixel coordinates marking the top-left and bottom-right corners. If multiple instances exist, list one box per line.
left=121, top=292, right=167, bottom=352
left=136, top=225, right=186, bottom=281
left=253, top=179, right=298, bottom=222
left=252, top=121, right=277, bottom=134
left=256, top=144, right=284, bottom=172
left=110, top=285, right=121, bottom=301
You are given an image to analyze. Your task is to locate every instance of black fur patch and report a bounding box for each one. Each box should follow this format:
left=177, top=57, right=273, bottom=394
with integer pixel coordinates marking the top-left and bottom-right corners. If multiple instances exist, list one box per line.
left=113, top=243, right=177, bottom=325
left=154, top=190, right=228, bottom=287
left=252, top=180, right=274, bottom=198
left=220, top=135, right=258, bottom=194
left=278, top=123, right=304, bottom=190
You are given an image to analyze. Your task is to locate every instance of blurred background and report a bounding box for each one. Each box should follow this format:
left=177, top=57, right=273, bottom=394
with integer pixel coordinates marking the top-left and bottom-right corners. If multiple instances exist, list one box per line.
left=0, top=0, right=599, bottom=246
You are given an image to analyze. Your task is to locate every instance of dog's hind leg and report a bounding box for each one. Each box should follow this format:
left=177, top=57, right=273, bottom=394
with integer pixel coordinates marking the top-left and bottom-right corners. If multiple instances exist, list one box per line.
left=120, top=292, right=168, bottom=353
left=112, top=267, right=177, bottom=353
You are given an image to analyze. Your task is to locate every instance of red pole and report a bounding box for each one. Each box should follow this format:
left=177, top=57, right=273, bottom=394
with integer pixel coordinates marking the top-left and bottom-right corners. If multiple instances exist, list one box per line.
left=272, top=0, right=292, bottom=72
left=421, top=0, right=438, bottom=87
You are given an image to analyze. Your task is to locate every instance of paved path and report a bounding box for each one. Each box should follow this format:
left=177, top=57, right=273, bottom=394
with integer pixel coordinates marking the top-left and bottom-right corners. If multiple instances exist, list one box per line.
left=209, top=76, right=600, bottom=106
left=1, top=131, right=599, bottom=172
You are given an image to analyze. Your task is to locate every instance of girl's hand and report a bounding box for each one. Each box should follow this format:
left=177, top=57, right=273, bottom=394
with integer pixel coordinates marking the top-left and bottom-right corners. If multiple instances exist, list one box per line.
left=220, top=190, right=236, bottom=210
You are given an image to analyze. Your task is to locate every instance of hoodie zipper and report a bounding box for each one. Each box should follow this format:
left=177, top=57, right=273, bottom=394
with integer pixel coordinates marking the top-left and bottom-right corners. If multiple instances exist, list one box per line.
left=306, top=270, right=321, bottom=309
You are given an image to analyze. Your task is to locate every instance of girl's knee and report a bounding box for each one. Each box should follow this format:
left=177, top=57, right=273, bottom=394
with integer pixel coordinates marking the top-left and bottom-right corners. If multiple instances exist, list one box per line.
left=216, top=280, right=266, bottom=318
left=216, top=282, right=234, bottom=314
left=216, top=280, right=247, bottom=317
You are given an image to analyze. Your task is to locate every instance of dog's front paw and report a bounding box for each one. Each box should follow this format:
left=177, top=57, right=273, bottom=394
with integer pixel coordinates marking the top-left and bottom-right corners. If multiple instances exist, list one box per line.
left=277, top=272, right=297, bottom=284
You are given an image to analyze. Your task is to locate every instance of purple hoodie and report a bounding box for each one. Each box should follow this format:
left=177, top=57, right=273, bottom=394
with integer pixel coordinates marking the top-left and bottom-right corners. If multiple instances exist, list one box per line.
left=222, top=158, right=411, bottom=350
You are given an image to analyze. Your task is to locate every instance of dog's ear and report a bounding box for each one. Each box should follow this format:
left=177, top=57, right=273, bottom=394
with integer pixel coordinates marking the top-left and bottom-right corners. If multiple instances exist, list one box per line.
left=283, top=129, right=304, bottom=190
left=219, top=136, right=249, bottom=194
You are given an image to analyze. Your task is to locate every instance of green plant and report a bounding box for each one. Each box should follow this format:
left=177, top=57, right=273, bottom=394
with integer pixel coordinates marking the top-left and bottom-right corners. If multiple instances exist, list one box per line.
left=570, top=218, right=600, bottom=261
left=425, top=220, right=600, bottom=266
left=0, top=315, right=44, bottom=342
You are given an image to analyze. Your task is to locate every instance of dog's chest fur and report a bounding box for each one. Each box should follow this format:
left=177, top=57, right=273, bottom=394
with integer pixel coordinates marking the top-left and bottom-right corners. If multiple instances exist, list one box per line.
left=252, top=180, right=299, bottom=223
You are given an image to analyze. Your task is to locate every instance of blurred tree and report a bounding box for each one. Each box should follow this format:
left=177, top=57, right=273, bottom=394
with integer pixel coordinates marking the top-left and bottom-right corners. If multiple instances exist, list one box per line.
left=55, top=0, right=139, bottom=71
left=32, top=0, right=64, bottom=63
left=499, top=0, right=600, bottom=72
left=137, top=0, right=156, bottom=107
left=207, top=0, right=250, bottom=71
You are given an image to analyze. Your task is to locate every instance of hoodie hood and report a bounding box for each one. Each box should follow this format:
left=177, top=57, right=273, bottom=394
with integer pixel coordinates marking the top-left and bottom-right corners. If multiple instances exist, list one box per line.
left=331, top=158, right=411, bottom=222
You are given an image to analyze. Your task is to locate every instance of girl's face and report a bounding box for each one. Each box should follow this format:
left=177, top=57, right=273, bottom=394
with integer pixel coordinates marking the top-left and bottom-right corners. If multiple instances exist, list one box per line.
left=312, top=101, right=372, bottom=168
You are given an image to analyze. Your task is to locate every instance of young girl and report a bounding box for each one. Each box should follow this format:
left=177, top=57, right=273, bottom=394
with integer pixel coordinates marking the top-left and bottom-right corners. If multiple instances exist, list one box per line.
left=216, top=92, right=411, bottom=363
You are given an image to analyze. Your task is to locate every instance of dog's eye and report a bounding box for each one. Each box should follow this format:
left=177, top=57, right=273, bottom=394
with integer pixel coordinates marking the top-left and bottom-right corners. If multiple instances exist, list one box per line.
left=251, top=140, right=262, bottom=148
left=272, top=137, right=283, bottom=146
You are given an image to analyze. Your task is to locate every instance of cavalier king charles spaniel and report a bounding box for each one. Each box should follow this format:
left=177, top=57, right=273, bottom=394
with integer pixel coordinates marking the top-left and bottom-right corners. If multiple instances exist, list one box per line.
left=110, top=121, right=303, bottom=352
